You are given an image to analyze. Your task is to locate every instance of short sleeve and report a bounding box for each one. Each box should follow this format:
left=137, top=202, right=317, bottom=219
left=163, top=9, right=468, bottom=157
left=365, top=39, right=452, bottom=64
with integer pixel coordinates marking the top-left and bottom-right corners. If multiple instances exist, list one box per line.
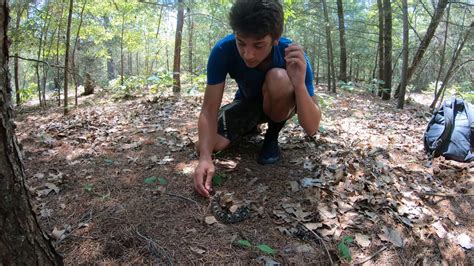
left=207, top=43, right=229, bottom=85
left=304, top=56, right=315, bottom=97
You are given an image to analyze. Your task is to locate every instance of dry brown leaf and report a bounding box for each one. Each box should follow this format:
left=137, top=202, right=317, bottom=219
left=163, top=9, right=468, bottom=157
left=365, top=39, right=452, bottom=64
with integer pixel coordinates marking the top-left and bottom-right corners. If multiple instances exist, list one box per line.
left=355, top=233, right=371, bottom=248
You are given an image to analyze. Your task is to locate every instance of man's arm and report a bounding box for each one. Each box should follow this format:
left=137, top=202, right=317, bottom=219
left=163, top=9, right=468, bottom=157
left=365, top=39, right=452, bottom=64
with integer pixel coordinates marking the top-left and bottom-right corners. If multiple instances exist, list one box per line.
left=285, top=44, right=321, bottom=136
left=194, top=82, right=225, bottom=197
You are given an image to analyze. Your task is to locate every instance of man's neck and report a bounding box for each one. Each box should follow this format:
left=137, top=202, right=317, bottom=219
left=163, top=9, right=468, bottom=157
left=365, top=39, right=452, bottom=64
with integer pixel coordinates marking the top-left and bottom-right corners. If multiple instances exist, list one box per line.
left=256, top=47, right=274, bottom=72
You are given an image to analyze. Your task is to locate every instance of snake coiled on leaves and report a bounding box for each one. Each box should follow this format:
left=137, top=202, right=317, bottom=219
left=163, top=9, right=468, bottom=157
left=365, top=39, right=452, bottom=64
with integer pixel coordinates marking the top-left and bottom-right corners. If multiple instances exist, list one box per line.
left=210, top=192, right=250, bottom=224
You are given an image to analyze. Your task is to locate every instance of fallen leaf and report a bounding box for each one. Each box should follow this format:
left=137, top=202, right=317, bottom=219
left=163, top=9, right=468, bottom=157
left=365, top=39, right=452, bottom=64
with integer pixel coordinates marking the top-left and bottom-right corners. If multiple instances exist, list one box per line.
left=355, top=233, right=370, bottom=248
left=456, top=233, right=472, bottom=249
left=304, top=223, right=323, bottom=231
left=378, top=227, right=404, bottom=247
left=204, top=216, right=217, bottom=225
left=288, top=181, right=299, bottom=192
left=44, top=183, right=59, bottom=194
left=52, top=227, right=66, bottom=240
left=237, top=239, right=252, bottom=248
left=190, top=246, right=206, bottom=255
left=431, top=221, right=448, bottom=238
left=144, top=176, right=158, bottom=184
left=256, top=255, right=281, bottom=265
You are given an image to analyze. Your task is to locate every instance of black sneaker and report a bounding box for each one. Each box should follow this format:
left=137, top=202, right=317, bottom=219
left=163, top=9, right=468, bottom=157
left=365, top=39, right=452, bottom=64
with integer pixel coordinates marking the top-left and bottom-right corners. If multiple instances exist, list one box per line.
left=257, top=137, right=280, bottom=165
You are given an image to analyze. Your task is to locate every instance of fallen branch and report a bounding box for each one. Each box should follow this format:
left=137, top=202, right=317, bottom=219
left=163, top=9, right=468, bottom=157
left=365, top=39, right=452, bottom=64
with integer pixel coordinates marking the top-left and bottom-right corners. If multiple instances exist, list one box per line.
left=421, top=192, right=474, bottom=198
left=299, top=222, right=334, bottom=266
left=136, top=228, right=173, bottom=265
left=354, top=245, right=388, bottom=265
left=165, top=192, right=198, bottom=204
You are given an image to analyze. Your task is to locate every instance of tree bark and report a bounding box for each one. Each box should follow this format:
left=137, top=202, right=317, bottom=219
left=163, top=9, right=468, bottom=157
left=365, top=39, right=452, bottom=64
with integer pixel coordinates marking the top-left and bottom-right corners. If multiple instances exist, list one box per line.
left=321, top=0, right=336, bottom=93
left=13, top=3, right=25, bottom=106
left=434, top=4, right=450, bottom=98
left=397, top=0, right=409, bottom=109
left=56, top=0, right=66, bottom=107
left=173, top=0, right=184, bottom=95
left=63, top=0, right=73, bottom=115
left=72, top=0, right=87, bottom=106
left=336, top=0, right=347, bottom=82
left=187, top=7, right=193, bottom=76
left=430, top=21, right=473, bottom=109
left=381, top=0, right=392, bottom=100
left=120, top=15, right=125, bottom=86
left=377, top=0, right=384, bottom=97
left=0, top=1, right=63, bottom=263
left=395, top=0, right=449, bottom=97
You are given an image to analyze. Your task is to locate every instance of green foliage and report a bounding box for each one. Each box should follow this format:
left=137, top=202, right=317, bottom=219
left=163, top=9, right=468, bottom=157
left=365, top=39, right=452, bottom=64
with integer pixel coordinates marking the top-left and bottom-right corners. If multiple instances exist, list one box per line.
left=337, top=236, right=354, bottom=262
left=84, top=183, right=93, bottom=192
left=454, top=82, right=474, bottom=104
left=234, top=239, right=277, bottom=255
left=338, top=81, right=355, bottom=92
left=212, top=173, right=226, bottom=186
left=144, top=176, right=158, bottom=184
left=17, top=83, right=37, bottom=103
left=237, top=240, right=251, bottom=248
left=256, top=244, right=277, bottom=255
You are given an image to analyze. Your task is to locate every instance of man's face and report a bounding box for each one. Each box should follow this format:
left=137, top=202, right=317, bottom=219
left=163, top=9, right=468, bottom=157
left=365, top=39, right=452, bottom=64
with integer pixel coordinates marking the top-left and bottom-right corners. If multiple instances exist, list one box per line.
left=235, top=34, right=278, bottom=68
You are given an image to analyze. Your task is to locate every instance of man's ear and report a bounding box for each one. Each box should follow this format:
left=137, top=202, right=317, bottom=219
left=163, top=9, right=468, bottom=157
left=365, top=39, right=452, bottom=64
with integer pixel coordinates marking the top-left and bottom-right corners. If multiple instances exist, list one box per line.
left=273, top=38, right=279, bottom=46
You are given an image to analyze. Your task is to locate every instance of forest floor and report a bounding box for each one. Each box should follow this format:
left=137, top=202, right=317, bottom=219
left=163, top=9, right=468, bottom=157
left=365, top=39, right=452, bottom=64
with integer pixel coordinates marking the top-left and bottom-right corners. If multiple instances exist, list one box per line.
left=15, top=85, right=473, bottom=265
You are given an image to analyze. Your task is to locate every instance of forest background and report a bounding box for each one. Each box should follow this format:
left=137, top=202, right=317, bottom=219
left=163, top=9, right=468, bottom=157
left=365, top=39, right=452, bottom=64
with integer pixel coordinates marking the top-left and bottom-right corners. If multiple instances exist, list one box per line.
left=7, top=0, right=473, bottom=110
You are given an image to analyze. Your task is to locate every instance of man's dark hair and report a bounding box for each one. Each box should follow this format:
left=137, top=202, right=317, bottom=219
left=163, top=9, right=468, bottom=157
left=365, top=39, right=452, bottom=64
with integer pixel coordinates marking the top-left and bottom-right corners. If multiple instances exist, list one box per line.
left=229, top=0, right=284, bottom=40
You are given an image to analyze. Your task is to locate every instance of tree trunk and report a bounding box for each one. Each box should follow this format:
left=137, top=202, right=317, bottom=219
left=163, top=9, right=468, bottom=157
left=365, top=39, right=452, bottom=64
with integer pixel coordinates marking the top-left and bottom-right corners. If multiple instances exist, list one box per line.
left=430, top=21, right=473, bottom=109
left=321, top=0, right=336, bottom=93
left=381, top=0, right=392, bottom=100
left=173, top=0, right=184, bottom=95
left=13, top=4, right=24, bottom=106
left=63, top=0, right=73, bottom=115
left=395, top=0, right=449, bottom=97
left=0, top=1, right=63, bottom=263
left=187, top=7, right=193, bottom=75
left=377, top=0, right=384, bottom=97
left=120, top=15, right=125, bottom=86
left=336, top=0, right=347, bottom=82
left=72, top=0, right=87, bottom=106
left=57, top=0, right=66, bottom=107
left=397, top=0, right=409, bottom=109
left=434, top=4, right=450, bottom=97
left=103, top=15, right=115, bottom=81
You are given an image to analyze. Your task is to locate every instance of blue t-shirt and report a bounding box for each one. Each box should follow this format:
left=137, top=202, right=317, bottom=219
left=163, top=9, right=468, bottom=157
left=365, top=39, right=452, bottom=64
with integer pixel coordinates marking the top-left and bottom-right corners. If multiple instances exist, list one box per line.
left=207, top=34, right=314, bottom=100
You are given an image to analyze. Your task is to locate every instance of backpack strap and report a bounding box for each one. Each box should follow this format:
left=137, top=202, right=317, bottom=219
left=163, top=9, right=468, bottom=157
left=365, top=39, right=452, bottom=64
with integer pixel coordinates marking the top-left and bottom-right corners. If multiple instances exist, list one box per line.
left=430, top=98, right=456, bottom=154
left=463, top=101, right=474, bottom=147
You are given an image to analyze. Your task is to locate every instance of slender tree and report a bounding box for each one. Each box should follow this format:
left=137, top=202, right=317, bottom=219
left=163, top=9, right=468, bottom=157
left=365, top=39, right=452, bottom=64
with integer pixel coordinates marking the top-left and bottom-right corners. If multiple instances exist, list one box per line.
left=0, top=1, right=63, bottom=263
left=321, top=0, right=336, bottom=93
left=395, top=0, right=449, bottom=97
left=377, top=0, right=384, bottom=96
left=434, top=4, right=450, bottom=99
left=63, top=0, right=73, bottom=114
left=381, top=0, right=392, bottom=100
left=72, top=0, right=87, bottom=106
left=397, top=0, right=409, bottom=109
left=173, top=0, right=184, bottom=95
left=336, top=0, right=347, bottom=82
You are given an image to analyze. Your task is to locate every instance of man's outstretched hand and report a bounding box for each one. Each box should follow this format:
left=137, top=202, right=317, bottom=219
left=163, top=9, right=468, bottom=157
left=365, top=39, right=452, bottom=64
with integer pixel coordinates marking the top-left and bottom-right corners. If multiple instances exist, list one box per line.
left=194, top=158, right=214, bottom=197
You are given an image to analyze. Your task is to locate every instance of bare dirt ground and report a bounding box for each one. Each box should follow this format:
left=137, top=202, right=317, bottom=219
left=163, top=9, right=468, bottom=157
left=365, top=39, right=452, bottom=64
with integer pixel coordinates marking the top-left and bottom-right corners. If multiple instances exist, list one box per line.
left=15, top=87, right=473, bottom=265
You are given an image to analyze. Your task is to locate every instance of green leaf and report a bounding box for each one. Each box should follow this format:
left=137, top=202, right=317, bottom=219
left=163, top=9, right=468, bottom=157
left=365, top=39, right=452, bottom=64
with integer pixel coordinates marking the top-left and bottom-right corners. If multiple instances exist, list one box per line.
left=158, top=177, right=168, bottom=185
left=144, top=176, right=158, bottom=184
left=237, top=240, right=252, bottom=248
left=337, top=236, right=354, bottom=262
left=212, top=174, right=223, bottom=186
left=104, top=159, right=114, bottom=165
left=256, top=244, right=277, bottom=255
left=84, top=184, right=93, bottom=192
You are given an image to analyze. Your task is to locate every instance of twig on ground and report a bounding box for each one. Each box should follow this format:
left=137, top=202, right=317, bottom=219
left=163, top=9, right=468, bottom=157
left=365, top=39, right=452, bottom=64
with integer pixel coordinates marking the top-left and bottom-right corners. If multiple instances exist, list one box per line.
left=299, top=222, right=334, bottom=266
left=421, top=192, right=474, bottom=198
left=165, top=192, right=198, bottom=204
left=354, top=245, right=388, bottom=265
left=56, top=208, right=94, bottom=245
left=136, top=228, right=173, bottom=266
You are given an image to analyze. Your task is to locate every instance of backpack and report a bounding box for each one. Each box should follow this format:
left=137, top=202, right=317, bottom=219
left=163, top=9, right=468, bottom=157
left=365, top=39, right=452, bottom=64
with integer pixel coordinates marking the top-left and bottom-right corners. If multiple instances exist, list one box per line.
left=424, top=97, right=474, bottom=162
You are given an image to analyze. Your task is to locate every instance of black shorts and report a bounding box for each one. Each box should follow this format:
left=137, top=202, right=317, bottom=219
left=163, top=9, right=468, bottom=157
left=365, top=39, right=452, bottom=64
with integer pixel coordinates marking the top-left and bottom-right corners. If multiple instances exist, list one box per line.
left=217, top=98, right=269, bottom=142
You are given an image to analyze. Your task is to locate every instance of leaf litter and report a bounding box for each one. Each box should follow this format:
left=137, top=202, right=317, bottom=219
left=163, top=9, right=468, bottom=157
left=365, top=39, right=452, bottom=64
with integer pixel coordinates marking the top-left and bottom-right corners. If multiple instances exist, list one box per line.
left=15, top=89, right=474, bottom=264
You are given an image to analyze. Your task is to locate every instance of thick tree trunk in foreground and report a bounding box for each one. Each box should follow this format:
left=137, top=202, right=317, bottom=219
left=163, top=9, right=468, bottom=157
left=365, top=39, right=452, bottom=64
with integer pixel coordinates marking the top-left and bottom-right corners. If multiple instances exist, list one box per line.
left=0, top=1, right=63, bottom=264
left=172, top=0, right=184, bottom=95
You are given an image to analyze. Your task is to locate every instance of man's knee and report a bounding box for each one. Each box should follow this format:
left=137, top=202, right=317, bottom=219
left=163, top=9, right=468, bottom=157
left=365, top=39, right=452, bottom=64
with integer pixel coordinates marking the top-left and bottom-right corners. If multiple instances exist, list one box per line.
left=263, top=68, right=293, bottom=96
